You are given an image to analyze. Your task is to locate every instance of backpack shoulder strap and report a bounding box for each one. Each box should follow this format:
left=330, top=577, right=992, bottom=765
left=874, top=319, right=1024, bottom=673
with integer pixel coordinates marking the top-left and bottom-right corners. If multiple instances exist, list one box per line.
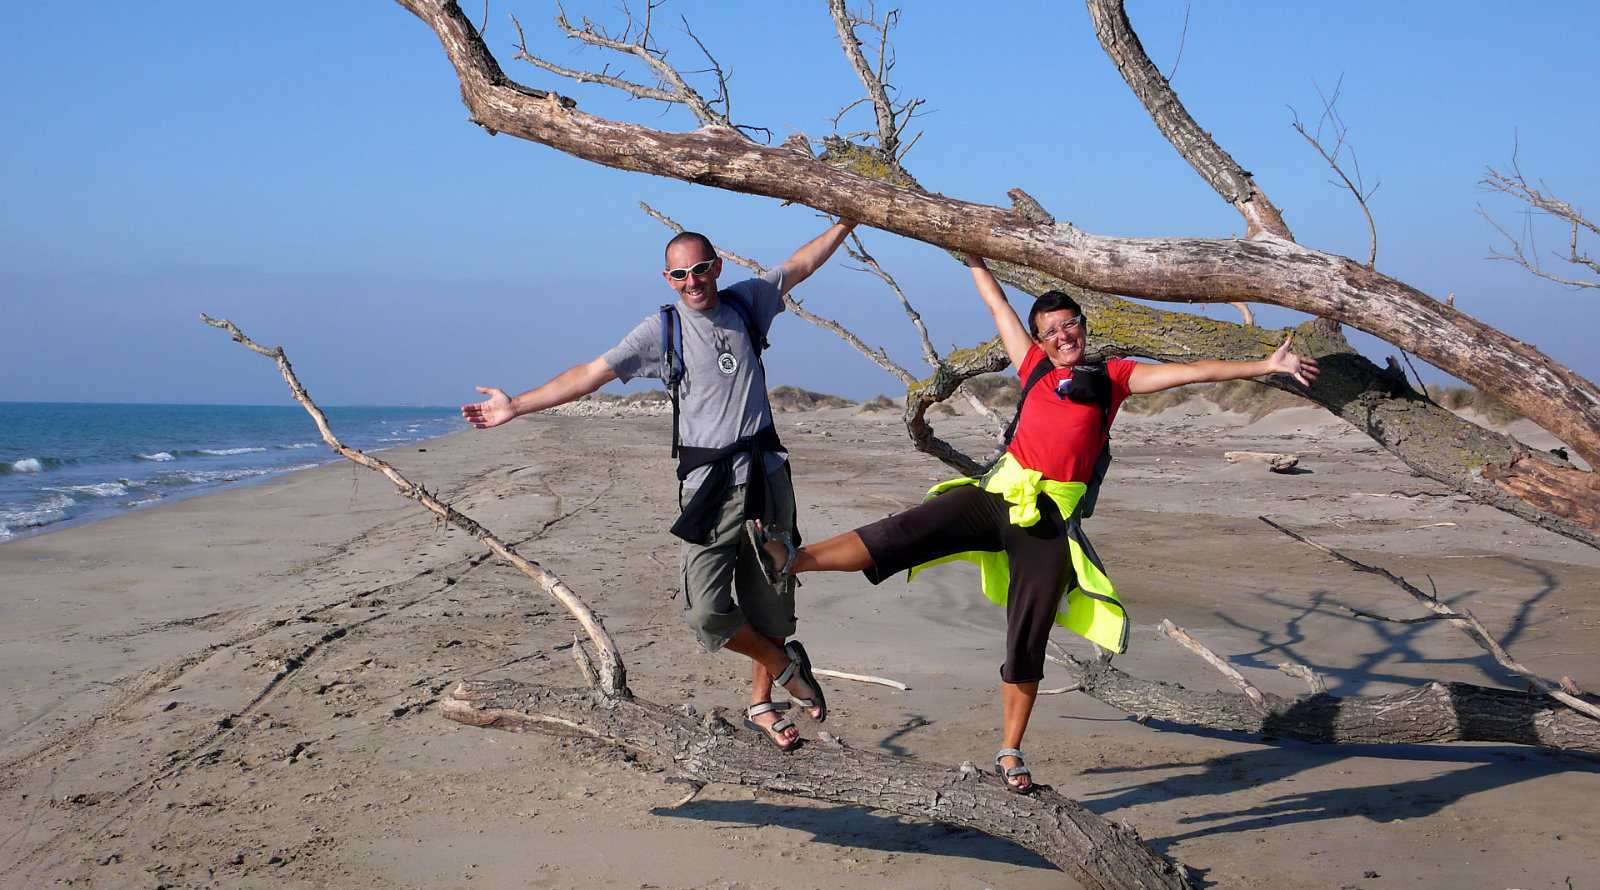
left=1080, top=361, right=1114, bottom=519
left=1000, top=356, right=1057, bottom=446
left=659, top=292, right=770, bottom=458
left=718, top=289, right=769, bottom=356
left=660, top=304, right=684, bottom=457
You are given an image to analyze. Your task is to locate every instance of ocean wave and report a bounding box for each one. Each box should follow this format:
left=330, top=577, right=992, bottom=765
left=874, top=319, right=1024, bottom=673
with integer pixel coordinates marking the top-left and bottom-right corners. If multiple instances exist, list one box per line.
left=0, top=492, right=76, bottom=535
left=198, top=447, right=268, bottom=456
left=155, top=462, right=320, bottom=487
left=280, top=442, right=321, bottom=450
left=137, top=452, right=177, bottom=462
left=5, top=458, right=46, bottom=474
left=53, top=481, right=131, bottom=498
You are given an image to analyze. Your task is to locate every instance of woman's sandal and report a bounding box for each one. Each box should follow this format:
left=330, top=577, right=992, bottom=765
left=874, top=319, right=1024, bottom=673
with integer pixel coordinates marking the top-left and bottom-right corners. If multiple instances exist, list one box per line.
left=744, top=519, right=796, bottom=585
left=744, top=701, right=798, bottom=755
left=774, top=640, right=827, bottom=723
left=995, top=747, right=1033, bottom=793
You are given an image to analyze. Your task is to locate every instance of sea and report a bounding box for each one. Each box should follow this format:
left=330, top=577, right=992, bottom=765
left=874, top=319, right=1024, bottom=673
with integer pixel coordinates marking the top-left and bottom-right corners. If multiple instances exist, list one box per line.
left=0, top=402, right=466, bottom=542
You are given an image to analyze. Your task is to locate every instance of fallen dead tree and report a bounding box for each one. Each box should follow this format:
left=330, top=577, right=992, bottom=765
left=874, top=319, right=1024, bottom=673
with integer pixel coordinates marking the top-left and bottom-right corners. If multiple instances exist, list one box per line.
left=1054, top=645, right=1600, bottom=755
left=440, top=679, right=1192, bottom=890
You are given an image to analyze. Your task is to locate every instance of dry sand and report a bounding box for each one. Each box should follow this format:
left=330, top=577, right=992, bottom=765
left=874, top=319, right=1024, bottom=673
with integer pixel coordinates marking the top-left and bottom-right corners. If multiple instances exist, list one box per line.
left=2, top=400, right=1597, bottom=889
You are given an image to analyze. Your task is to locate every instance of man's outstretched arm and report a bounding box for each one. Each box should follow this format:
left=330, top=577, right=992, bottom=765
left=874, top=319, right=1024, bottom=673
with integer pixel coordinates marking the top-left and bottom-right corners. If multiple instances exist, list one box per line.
left=462, top=357, right=618, bottom=429
left=773, top=218, right=859, bottom=293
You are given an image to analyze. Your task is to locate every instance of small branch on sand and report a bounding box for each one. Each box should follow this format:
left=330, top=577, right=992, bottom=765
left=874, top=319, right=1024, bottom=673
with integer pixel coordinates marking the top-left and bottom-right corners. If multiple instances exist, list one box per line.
left=1276, top=663, right=1329, bottom=694
left=812, top=668, right=908, bottom=691
left=1158, top=620, right=1267, bottom=711
left=1224, top=451, right=1299, bottom=472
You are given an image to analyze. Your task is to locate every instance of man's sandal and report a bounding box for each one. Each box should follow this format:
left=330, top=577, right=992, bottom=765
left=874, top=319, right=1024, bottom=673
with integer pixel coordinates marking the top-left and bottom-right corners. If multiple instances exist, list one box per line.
left=775, top=640, right=827, bottom=723
left=995, top=748, right=1033, bottom=793
left=744, top=519, right=796, bottom=585
left=744, top=701, right=798, bottom=755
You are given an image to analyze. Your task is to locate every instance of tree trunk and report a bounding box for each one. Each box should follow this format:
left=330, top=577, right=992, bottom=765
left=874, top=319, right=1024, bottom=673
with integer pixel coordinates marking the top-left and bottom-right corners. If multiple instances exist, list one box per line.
left=1061, top=659, right=1600, bottom=754
left=441, top=680, right=1197, bottom=890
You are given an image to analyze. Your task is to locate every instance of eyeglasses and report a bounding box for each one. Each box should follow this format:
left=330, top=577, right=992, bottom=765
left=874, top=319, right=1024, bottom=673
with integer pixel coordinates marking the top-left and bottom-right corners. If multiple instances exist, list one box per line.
left=1036, top=316, right=1084, bottom=341
left=666, top=259, right=715, bottom=281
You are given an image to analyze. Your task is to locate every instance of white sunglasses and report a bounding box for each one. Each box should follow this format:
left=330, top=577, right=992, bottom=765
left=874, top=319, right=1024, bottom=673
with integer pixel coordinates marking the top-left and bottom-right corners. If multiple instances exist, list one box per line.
left=666, top=259, right=715, bottom=281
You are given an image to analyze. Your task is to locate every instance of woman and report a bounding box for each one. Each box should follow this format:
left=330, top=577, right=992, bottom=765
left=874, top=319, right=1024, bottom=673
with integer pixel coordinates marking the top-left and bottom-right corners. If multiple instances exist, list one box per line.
left=752, top=256, right=1318, bottom=791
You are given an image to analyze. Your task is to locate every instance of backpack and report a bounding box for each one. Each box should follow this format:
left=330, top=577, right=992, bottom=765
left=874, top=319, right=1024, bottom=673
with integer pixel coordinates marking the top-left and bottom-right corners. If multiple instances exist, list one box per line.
left=1000, top=359, right=1113, bottom=519
left=659, top=290, right=766, bottom=458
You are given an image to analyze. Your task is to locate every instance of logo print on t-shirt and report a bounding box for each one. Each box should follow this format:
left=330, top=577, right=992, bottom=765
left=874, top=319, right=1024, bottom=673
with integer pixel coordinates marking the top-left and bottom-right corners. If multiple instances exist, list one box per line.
left=714, top=330, right=739, bottom=376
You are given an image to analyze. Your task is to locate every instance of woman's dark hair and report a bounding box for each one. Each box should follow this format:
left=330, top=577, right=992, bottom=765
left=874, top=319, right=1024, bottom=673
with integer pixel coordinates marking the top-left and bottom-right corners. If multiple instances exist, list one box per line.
left=1027, top=290, right=1086, bottom=338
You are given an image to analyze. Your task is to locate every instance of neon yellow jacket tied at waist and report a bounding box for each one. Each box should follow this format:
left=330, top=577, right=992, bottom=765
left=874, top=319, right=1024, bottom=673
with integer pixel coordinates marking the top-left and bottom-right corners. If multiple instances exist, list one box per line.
left=907, top=452, right=1129, bottom=654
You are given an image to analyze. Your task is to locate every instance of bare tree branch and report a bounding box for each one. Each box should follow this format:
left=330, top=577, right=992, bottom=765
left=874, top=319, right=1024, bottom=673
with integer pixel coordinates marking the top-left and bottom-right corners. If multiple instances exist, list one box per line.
left=441, top=679, right=1196, bottom=889
left=1479, top=151, right=1600, bottom=288
left=199, top=313, right=629, bottom=697
left=1052, top=638, right=1600, bottom=753
left=1289, top=76, right=1380, bottom=266
left=841, top=233, right=1006, bottom=428
left=1158, top=620, right=1266, bottom=711
left=824, top=0, right=923, bottom=161
left=513, top=1, right=738, bottom=130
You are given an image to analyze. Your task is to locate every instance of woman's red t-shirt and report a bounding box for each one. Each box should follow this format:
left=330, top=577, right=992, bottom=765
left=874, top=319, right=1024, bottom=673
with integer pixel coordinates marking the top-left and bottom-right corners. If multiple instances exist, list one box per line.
left=1005, top=347, right=1137, bottom=483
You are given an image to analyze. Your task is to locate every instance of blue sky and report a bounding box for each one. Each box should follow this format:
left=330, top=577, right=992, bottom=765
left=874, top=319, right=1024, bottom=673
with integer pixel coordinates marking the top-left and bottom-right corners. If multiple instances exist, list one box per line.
left=3, top=2, right=1596, bottom=406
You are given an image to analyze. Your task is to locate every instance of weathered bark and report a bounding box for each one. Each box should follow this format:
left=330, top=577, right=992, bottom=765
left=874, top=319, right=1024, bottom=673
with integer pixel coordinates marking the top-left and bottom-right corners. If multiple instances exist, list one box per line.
left=1058, top=657, right=1600, bottom=754
left=1484, top=453, right=1600, bottom=531
left=394, top=0, right=1600, bottom=482
left=441, top=680, right=1197, bottom=890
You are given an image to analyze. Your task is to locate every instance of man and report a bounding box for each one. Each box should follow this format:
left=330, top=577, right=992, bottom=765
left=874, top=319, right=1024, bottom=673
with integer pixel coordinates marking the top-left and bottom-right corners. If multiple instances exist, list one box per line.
left=462, top=218, right=858, bottom=753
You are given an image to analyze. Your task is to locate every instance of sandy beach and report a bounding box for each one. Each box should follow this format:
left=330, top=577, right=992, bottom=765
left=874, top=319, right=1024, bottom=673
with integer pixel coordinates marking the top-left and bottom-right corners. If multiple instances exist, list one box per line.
left=2, top=399, right=1597, bottom=889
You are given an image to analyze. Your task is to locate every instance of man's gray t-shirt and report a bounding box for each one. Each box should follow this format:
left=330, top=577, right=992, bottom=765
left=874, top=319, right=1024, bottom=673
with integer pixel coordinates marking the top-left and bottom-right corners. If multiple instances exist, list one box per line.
left=603, top=268, right=789, bottom=489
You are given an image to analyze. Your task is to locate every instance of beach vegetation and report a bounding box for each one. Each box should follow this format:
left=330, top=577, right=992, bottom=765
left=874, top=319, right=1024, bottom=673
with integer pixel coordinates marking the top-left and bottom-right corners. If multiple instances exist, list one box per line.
left=769, top=385, right=853, bottom=412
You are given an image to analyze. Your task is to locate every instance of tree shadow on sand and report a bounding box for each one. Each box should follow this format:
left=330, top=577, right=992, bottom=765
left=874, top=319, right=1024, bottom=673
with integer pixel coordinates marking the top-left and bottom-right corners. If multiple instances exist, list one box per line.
left=650, top=798, right=1054, bottom=870
left=1076, top=735, right=1598, bottom=848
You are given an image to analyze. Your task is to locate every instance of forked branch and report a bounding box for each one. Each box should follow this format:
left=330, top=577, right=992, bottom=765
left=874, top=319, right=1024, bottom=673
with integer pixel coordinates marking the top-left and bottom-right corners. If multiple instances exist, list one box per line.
left=1290, top=76, right=1379, bottom=267
left=825, top=0, right=924, bottom=160
left=1085, top=0, right=1291, bottom=241
left=514, top=0, right=738, bottom=131
left=1479, top=153, right=1600, bottom=289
